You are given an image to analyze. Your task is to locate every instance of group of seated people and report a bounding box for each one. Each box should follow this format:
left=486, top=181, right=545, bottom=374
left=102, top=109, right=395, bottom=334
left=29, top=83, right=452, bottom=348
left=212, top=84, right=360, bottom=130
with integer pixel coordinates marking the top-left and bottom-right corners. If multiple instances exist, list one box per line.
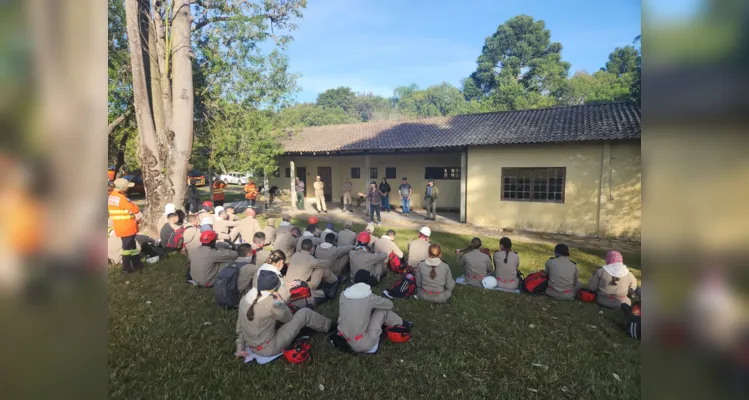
left=110, top=202, right=639, bottom=357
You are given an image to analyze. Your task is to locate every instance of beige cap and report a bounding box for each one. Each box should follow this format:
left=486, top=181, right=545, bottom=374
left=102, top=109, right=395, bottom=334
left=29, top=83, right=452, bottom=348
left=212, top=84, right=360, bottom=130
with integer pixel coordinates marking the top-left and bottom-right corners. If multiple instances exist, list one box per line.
left=113, top=178, right=135, bottom=190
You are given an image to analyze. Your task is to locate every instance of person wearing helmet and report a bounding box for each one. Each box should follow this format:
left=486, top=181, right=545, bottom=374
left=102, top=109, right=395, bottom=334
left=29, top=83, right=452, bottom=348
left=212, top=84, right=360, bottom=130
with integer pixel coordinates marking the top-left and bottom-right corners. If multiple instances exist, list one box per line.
left=544, top=244, right=581, bottom=300
left=276, top=213, right=295, bottom=236
left=201, top=200, right=214, bottom=213
left=407, top=226, right=432, bottom=268
left=295, top=224, right=324, bottom=253
left=235, top=251, right=334, bottom=358
left=493, top=237, right=520, bottom=290
left=315, top=232, right=355, bottom=277
left=185, top=179, right=201, bottom=214
left=213, top=206, right=239, bottom=241
left=231, top=208, right=261, bottom=243
left=199, top=216, right=214, bottom=233
left=188, top=230, right=238, bottom=287
left=364, top=222, right=378, bottom=249
left=157, top=203, right=177, bottom=233
left=349, top=232, right=389, bottom=283
left=261, top=218, right=277, bottom=246
left=335, top=282, right=413, bottom=353
left=307, top=216, right=322, bottom=237
left=337, top=220, right=357, bottom=247
left=286, top=238, right=337, bottom=292
left=456, top=237, right=493, bottom=288
left=415, top=244, right=455, bottom=303
left=275, top=226, right=301, bottom=259
left=587, top=251, right=638, bottom=308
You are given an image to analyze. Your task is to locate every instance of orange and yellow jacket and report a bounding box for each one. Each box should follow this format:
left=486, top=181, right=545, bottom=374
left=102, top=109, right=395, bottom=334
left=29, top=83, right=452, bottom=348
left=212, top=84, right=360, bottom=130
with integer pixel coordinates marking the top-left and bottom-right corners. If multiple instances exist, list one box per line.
left=244, top=182, right=258, bottom=200
left=212, top=180, right=227, bottom=201
left=107, top=189, right=140, bottom=237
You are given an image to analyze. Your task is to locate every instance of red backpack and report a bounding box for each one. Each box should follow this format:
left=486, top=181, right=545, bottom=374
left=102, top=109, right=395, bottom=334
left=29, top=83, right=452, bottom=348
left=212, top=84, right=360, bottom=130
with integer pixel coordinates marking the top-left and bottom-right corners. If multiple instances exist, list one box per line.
left=388, top=252, right=412, bottom=274
left=166, top=226, right=188, bottom=249
left=520, top=270, right=548, bottom=295
left=385, top=272, right=417, bottom=298
left=290, top=281, right=312, bottom=302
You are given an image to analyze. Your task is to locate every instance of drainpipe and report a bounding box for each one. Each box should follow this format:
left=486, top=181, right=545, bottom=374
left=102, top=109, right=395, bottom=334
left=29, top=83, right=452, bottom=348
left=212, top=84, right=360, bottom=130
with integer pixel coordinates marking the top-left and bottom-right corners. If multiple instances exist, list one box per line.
left=290, top=160, right=296, bottom=208
left=460, top=149, right=467, bottom=223
left=596, top=142, right=612, bottom=236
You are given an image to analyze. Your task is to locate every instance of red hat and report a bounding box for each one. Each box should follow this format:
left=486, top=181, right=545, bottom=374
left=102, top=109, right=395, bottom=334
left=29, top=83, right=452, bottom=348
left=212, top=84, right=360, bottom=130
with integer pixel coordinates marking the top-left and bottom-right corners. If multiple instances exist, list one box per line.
left=605, top=250, right=623, bottom=265
left=283, top=337, right=311, bottom=364
left=308, top=216, right=319, bottom=225
left=385, top=325, right=411, bottom=343
left=578, top=288, right=596, bottom=303
left=199, top=230, right=218, bottom=244
left=357, top=231, right=371, bottom=244
left=202, top=200, right=213, bottom=208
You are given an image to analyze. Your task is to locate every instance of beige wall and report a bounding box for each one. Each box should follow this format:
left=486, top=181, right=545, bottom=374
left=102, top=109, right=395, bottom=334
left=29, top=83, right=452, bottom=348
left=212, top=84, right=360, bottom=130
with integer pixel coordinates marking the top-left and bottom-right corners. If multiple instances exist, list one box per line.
left=271, top=153, right=463, bottom=209
left=466, top=141, right=641, bottom=239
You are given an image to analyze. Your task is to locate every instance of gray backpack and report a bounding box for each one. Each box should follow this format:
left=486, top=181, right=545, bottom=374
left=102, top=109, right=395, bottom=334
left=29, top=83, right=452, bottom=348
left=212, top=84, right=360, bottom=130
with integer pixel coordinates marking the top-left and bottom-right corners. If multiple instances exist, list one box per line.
left=213, top=257, right=253, bottom=308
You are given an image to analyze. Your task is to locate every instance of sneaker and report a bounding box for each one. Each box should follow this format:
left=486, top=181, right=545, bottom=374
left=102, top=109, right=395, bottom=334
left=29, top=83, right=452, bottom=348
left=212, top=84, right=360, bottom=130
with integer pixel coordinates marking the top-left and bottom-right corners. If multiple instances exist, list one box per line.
left=413, top=295, right=418, bottom=300
left=382, top=289, right=393, bottom=299
left=146, top=256, right=160, bottom=264
left=377, top=222, right=381, bottom=226
left=403, top=320, right=415, bottom=331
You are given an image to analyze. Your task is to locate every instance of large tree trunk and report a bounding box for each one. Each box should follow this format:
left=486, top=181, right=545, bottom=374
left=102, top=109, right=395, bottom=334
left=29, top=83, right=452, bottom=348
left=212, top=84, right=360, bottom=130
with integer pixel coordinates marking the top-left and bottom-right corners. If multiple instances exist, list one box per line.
left=125, top=0, right=165, bottom=231
left=168, top=0, right=194, bottom=206
left=152, top=0, right=171, bottom=169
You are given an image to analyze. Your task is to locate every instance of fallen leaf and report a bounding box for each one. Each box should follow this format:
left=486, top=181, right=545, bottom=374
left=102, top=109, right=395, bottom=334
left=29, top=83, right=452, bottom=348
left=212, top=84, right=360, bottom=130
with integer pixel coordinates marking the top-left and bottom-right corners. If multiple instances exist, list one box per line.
left=613, top=373, right=621, bottom=381
left=550, top=317, right=558, bottom=320
left=203, top=322, right=212, bottom=326
left=587, top=324, right=597, bottom=329
left=529, top=324, right=536, bottom=329
left=442, top=374, right=447, bottom=378
left=125, top=281, right=130, bottom=285
left=532, top=363, right=548, bottom=370
left=599, top=311, right=603, bottom=314
left=400, top=359, right=404, bottom=363
left=562, top=386, right=568, bottom=393
left=146, top=301, right=151, bottom=304
left=318, top=384, right=325, bottom=391
left=528, top=388, right=538, bottom=393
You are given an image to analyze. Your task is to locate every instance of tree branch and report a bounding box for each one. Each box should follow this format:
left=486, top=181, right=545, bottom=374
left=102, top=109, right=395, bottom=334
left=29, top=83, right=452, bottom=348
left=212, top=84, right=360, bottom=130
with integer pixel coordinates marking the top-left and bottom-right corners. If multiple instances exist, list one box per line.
left=192, top=15, right=232, bottom=31
left=108, top=106, right=134, bottom=134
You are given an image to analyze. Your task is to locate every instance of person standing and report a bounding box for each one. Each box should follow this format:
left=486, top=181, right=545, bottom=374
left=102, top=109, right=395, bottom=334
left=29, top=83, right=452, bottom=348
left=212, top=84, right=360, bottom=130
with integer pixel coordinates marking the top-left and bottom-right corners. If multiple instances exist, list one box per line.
left=313, top=175, right=327, bottom=213
left=342, top=177, right=353, bottom=213
left=424, top=179, right=439, bottom=221
left=108, top=178, right=144, bottom=273
left=367, top=181, right=382, bottom=225
left=211, top=178, right=227, bottom=207
left=295, top=177, right=305, bottom=210
left=379, top=178, right=391, bottom=212
left=186, top=179, right=201, bottom=214
left=398, top=177, right=412, bottom=216
left=244, top=179, right=258, bottom=208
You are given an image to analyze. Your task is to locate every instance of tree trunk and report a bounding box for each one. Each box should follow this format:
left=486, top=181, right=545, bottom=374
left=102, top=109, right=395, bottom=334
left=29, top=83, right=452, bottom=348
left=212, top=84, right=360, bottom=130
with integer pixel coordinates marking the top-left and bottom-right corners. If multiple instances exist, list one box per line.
left=148, top=8, right=166, bottom=148
left=114, top=130, right=130, bottom=179
left=167, top=0, right=194, bottom=207
left=125, top=0, right=165, bottom=231
left=151, top=1, right=171, bottom=170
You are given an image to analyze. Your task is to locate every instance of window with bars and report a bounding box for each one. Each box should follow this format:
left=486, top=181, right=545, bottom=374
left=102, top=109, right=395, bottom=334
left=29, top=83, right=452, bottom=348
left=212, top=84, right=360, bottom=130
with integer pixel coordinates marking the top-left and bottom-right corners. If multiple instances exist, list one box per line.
left=351, top=167, right=360, bottom=179
left=385, top=167, right=396, bottom=179
left=285, top=168, right=291, bottom=178
left=369, top=167, right=378, bottom=179
left=424, top=167, right=461, bottom=180
left=501, top=168, right=566, bottom=203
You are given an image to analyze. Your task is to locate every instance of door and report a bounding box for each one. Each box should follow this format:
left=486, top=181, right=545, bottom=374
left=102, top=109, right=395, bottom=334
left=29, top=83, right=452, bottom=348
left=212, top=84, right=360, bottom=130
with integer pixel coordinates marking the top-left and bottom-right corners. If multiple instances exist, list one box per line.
left=317, top=166, right=332, bottom=202
left=296, top=167, right=307, bottom=196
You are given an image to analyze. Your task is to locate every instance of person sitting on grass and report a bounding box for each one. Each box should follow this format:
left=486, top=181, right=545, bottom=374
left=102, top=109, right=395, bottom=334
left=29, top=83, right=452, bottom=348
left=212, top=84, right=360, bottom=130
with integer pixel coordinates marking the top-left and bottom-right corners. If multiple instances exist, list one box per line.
left=544, top=244, right=581, bottom=300
left=235, top=251, right=335, bottom=358
left=587, top=250, right=638, bottom=308
left=349, top=232, right=389, bottom=284
left=456, top=237, right=493, bottom=287
left=274, top=226, right=300, bottom=260
left=493, top=237, right=520, bottom=290
left=157, top=203, right=176, bottom=233
left=234, top=244, right=260, bottom=295
left=415, top=244, right=455, bottom=303
left=337, top=221, right=357, bottom=246
left=214, top=206, right=239, bottom=241
left=322, top=222, right=337, bottom=242
left=407, top=226, right=432, bottom=269
left=182, top=215, right=202, bottom=255
left=334, top=282, right=413, bottom=354
left=188, top=230, right=238, bottom=287
left=225, top=206, right=240, bottom=222
left=373, top=229, right=404, bottom=272
left=286, top=239, right=337, bottom=292
left=159, top=212, right=180, bottom=246
left=276, top=213, right=294, bottom=235
left=251, top=232, right=270, bottom=267
left=262, top=218, right=277, bottom=246
left=295, top=224, right=323, bottom=253
left=314, top=233, right=355, bottom=277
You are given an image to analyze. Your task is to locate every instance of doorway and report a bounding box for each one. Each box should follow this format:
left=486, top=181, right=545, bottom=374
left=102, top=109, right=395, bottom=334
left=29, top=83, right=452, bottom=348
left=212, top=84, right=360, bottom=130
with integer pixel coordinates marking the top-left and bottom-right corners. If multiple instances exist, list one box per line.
left=317, top=166, right=332, bottom=202
left=296, top=167, right=307, bottom=196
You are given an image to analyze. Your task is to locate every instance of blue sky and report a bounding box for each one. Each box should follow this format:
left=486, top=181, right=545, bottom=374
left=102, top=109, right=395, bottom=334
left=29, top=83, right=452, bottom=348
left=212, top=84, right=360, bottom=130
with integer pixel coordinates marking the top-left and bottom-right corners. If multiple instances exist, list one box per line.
left=285, top=0, right=642, bottom=103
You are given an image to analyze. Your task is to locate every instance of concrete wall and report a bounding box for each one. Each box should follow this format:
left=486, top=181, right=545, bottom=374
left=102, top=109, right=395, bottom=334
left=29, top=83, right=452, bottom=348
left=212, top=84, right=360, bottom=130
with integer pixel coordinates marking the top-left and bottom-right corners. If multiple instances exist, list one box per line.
left=466, top=141, right=641, bottom=239
left=271, top=153, right=463, bottom=209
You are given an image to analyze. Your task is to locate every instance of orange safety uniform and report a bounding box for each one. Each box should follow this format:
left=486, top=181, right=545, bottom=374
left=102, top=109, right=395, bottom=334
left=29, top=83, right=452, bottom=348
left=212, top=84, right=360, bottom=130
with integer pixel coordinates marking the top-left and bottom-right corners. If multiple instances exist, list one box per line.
left=108, top=170, right=116, bottom=181
left=244, top=182, right=258, bottom=200
left=107, top=189, right=140, bottom=237
left=212, top=180, right=226, bottom=201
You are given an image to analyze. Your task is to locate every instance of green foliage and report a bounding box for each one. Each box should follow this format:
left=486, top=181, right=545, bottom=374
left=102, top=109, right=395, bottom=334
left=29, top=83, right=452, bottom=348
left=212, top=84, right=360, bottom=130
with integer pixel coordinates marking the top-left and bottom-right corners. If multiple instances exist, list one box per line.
left=277, top=103, right=356, bottom=126
left=604, top=45, right=640, bottom=77
left=315, top=86, right=356, bottom=113
left=108, top=0, right=130, bottom=119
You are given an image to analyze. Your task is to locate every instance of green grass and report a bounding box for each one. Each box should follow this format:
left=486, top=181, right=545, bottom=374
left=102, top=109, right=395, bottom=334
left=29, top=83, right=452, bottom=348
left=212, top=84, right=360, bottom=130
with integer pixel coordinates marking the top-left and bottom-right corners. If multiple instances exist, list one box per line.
left=109, top=219, right=641, bottom=400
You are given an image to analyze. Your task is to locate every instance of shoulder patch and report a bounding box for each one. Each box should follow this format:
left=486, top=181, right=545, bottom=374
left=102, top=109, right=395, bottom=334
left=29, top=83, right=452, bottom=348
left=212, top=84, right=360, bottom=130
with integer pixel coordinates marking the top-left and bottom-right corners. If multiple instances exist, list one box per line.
left=108, top=195, right=121, bottom=206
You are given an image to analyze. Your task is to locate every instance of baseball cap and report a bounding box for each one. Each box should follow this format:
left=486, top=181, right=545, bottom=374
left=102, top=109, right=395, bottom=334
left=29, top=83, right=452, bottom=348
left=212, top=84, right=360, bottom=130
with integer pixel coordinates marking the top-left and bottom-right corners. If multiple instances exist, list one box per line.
left=113, top=178, right=135, bottom=190
left=419, top=226, right=431, bottom=237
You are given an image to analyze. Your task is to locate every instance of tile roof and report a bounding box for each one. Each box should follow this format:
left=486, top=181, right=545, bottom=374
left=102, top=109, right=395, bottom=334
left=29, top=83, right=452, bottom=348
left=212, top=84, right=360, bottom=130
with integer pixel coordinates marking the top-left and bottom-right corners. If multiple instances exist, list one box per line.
left=281, top=102, right=641, bottom=154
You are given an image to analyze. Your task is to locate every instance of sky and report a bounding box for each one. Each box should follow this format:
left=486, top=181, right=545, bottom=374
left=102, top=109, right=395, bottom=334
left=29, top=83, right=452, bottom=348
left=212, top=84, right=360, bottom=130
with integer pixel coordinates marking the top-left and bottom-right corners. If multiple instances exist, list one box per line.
left=284, top=0, right=642, bottom=103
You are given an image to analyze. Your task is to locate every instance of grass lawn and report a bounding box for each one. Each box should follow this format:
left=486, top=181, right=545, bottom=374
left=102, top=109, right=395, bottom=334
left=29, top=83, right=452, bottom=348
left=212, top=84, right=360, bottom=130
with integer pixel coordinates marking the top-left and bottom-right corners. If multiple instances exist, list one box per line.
left=109, top=217, right=641, bottom=400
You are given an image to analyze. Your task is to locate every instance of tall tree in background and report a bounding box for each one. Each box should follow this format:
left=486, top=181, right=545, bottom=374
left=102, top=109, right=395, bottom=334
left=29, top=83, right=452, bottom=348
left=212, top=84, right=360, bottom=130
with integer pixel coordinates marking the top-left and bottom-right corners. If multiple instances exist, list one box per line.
left=316, top=86, right=356, bottom=113
left=603, top=45, right=640, bottom=76
left=123, top=0, right=306, bottom=229
left=462, top=15, right=570, bottom=110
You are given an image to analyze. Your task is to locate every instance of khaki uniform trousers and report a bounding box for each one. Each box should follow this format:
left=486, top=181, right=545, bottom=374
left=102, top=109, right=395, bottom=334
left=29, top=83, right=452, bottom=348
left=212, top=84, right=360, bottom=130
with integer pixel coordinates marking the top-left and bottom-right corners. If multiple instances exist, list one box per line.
left=255, top=308, right=331, bottom=356
left=348, top=310, right=403, bottom=353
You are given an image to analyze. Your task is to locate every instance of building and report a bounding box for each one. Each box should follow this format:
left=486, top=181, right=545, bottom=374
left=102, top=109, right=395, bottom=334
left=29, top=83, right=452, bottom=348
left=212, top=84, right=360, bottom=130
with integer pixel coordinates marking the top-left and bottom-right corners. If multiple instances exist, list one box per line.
left=273, top=102, right=641, bottom=240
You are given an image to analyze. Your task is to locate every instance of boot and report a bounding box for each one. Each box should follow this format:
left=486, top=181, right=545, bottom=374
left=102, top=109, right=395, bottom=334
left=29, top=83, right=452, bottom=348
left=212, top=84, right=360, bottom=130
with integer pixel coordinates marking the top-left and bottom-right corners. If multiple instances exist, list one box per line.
left=321, top=280, right=340, bottom=300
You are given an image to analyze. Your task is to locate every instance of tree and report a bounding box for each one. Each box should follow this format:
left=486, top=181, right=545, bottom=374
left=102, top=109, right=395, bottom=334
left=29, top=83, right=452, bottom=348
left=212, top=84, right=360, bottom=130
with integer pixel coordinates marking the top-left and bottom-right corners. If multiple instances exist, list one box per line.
left=316, top=86, right=356, bottom=113
left=603, top=45, right=640, bottom=77
left=123, top=0, right=306, bottom=229
left=463, top=15, right=571, bottom=109
left=277, top=103, right=355, bottom=126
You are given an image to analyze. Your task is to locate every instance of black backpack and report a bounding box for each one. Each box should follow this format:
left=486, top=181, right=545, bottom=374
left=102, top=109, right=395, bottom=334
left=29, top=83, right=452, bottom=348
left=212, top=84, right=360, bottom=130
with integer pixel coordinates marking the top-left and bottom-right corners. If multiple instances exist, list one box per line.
left=213, top=259, right=251, bottom=308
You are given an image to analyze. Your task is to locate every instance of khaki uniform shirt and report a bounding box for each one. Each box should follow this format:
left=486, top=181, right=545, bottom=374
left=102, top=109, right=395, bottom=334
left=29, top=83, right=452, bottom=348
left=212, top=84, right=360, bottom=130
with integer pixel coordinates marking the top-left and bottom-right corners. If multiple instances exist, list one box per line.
left=337, top=229, right=357, bottom=247
left=262, top=225, right=277, bottom=246
left=313, top=181, right=324, bottom=196
left=458, top=249, right=493, bottom=287
left=342, top=181, right=352, bottom=195
left=183, top=225, right=201, bottom=254
left=415, top=260, right=455, bottom=302
left=544, top=256, right=580, bottom=300
left=314, top=243, right=354, bottom=276
left=276, top=222, right=294, bottom=236
left=285, top=252, right=333, bottom=285
left=588, top=268, right=638, bottom=308
left=274, top=232, right=297, bottom=259
left=188, top=245, right=238, bottom=286
left=349, top=249, right=388, bottom=279
left=232, top=216, right=261, bottom=243
left=296, top=232, right=323, bottom=253
left=337, top=293, right=401, bottom=352
left=407, top=238, right=431, bottom=267
left=493, top=250, right=520, bottom=289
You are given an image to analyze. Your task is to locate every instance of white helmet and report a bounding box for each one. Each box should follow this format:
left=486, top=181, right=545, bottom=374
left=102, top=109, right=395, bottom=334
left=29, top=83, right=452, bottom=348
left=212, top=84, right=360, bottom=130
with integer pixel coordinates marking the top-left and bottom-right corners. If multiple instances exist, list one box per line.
left=482, top=276, right=498, bottom=289
left=419, top=226, right=431, bottom=237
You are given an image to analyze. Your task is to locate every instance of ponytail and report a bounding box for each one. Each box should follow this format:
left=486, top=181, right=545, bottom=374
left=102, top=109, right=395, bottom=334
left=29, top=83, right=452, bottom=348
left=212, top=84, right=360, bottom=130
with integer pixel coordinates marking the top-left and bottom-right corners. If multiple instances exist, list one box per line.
left=246, top=292, right=261, bottom=321
left=504, top=250, right=510, bottom=264
left=461, top=237, right=482, bottom=253
left=429, top=266, right=437, bottom=280
left=499, top=237, right=512, bottom=264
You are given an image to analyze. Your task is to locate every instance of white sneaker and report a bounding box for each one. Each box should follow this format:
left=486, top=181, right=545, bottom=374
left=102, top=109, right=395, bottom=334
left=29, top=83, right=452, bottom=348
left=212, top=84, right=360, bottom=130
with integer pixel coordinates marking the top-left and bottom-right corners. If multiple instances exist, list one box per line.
left=377, top=222, right=381, bottom=226
left=413, top=295, right=418, bottom=300
left=382, top=290, right=393, bottom=299
left=146, top=256, right=160, bottom=264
